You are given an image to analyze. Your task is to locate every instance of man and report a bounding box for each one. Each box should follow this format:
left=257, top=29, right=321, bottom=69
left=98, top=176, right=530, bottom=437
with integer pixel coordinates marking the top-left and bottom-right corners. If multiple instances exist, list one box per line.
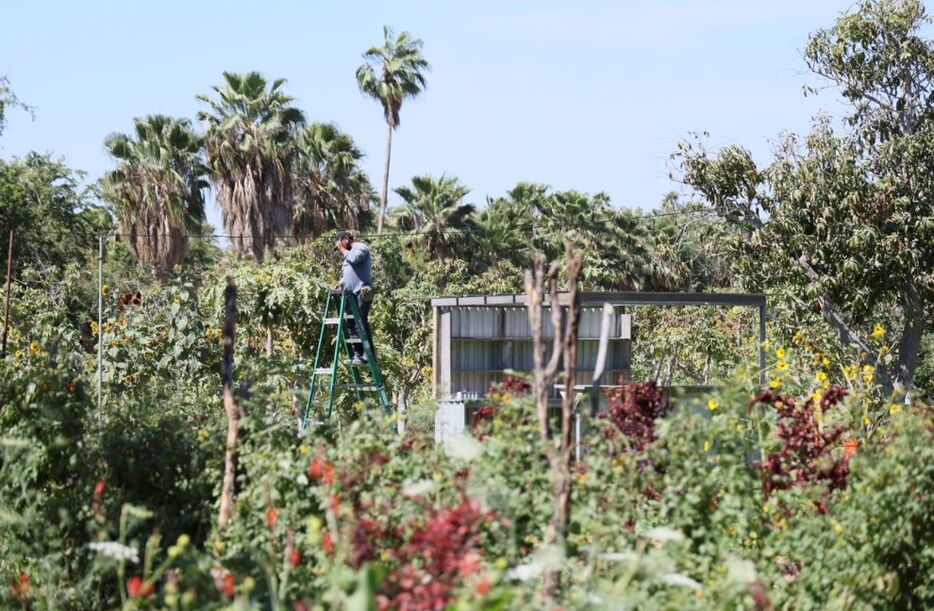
left=332, top=231, right=374, bottom=365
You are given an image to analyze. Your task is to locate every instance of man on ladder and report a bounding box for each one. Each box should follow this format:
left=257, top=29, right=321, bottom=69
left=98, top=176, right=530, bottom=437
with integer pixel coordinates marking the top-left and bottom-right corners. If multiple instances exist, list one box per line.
left=332, top=231, right=374, bottom=365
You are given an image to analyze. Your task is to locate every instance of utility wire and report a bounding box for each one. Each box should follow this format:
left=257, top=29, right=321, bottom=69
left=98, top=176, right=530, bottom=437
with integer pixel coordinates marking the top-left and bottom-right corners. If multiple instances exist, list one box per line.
left=103, top=209, right=718, bottom=240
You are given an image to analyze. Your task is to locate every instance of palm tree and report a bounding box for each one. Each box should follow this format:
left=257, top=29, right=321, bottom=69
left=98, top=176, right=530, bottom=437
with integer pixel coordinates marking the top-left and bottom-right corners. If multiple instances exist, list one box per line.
left=356, top=26, right=430, bottom=235
left=102, top=115, right=208, bottom=279
left=197, top=72, right=305, bottom=261
left=394, top=175, right=474, bottom=258
left=293, top=122, right=374, bottom=240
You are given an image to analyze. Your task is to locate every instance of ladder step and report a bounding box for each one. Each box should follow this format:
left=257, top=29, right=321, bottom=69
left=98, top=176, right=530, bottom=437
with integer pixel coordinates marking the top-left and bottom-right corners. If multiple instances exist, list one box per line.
left=336, top=383, right=383, bottom=391
left=324, top=316, right=356, bottom=324
left=313, top=368, right=334, bottom=375
left=344, top=337, right=362, bottom=344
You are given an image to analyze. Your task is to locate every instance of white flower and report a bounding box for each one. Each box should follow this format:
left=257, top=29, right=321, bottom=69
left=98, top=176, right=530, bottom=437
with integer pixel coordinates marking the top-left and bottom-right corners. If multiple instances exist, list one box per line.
left=443, top=434, right=484, bottom=461
left=644, top=526, right=685, bottom=543
left=401, top=479, right=434, bottom=497
left=598, top=551, right=637, bottom=562
left=662, top=573, right=702, bottom=590
left=726, top=557, right=757, bottom=584
left=89, top=541, right=140, bottom=564
left=508, top=562, right=544, bottom=581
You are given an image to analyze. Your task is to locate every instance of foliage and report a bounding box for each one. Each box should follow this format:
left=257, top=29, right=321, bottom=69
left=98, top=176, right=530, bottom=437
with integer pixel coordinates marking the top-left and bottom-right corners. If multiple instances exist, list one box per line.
left=356, top=25, right=431, bottom=232
left=293, top=122, right=374, bottom=239
left=0, top=75, right=32, bottom=137
left=676, top=0, right=934, bottom=393
left=0, top=153, right=110, bottom=275
left=102, top=115, right=208, bottom=279
left=393, top=174, right=475, bottom=259
left=198, top=72, right=306, bottom=261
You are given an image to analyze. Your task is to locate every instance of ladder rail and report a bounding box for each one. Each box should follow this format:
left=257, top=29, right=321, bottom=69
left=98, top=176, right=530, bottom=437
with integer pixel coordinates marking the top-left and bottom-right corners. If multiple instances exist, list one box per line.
left=346, top=294, right=392, bottom=413
left=303, top=289, right=393, bottom=430
left=302, top=291, right=333, bottom=428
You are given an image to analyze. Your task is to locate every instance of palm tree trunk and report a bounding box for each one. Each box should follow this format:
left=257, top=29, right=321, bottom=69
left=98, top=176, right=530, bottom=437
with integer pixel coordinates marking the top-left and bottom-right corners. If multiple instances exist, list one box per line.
left=378, top=121, right=393, bottom=234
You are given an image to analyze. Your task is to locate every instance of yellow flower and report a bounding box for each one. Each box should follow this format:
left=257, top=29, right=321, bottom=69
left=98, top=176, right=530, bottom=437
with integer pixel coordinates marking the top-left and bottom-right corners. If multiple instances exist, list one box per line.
left=870, top=324, right=884, bottom=340
left=832, top=520, right=844, bottom=535
left=736, top=424, right=744, bottom=433
left=703, top=440, right=711, bottom=452
left=172, top=294, right=181, bottom=303
left=198, top=429, right=209, bottom=442
left=888, top=403, right=902, bottom=416
left=821, top=356, right=830, bottom=368
left=101, top=284, right=110, bottom=297
left=707, top=399, right=718, bottom=412
left=815, top=371, right=828, bottom=383
left=862, top=415, right=871, bottom=427
left=90, top=321, right=99, bottom=336
left=775, top=360, right=789, bottom=371
left=769, top=377, right=783, bottom=389
left=775, top=347, right=786, bottom=359
left=793, top=330, right=804, bottom=344
left=28, top=341, right=41, bottom=356
left=118, top=318, right=127, bottom=329
left=298, top=444, right=310, bottom=456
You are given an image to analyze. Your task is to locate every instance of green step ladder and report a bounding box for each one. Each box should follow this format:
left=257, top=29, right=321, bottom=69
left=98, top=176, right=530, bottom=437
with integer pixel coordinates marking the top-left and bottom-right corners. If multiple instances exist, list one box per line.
left=300, top=290, right=391, bottom=432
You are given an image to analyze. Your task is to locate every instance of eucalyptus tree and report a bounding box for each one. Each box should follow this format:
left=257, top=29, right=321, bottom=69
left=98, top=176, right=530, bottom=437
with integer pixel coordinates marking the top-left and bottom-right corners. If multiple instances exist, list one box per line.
left=675, top=0, right=934, bottom=395
left=393, top=174, right=474, bottom=258
left=293, top=122, right=373, bottom=240
left=197, top=72, right=305, bottom=261
left=102, top=115, right=208, bottom=279
left=0, top=75, right=31, bottom=138
left=356, top=26, right=430, bottom=234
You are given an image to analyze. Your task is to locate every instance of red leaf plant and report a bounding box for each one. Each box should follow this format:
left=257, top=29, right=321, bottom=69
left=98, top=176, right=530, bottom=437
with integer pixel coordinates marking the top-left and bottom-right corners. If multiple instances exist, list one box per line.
left=601, top=381, right=673, bottom=453
left=368, top=499, right=493, bottom=611
left=751, top=386, right=850, bottom=513
left=470, top=376, right=531, bottom=438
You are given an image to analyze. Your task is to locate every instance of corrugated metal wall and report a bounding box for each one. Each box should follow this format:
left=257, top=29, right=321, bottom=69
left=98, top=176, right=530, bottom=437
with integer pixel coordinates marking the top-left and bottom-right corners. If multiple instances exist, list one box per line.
left=445, top=306, right=630, bottom=398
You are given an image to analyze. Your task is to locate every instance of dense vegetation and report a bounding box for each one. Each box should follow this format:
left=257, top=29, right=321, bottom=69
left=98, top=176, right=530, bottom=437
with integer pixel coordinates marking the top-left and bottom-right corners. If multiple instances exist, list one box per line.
left=1, top=1, right=933, bottom=609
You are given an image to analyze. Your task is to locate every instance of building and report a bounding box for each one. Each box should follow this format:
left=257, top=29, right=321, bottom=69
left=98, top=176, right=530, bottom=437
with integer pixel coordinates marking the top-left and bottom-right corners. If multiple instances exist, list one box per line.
left=430, top=291, right=766, bottom=442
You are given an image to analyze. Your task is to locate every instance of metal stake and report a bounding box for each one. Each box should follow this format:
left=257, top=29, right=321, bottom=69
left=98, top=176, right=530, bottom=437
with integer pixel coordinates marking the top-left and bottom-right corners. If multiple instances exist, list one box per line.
left=2, top=229, right=13, bottom=356
left=97, top=236, right=104, bottom=429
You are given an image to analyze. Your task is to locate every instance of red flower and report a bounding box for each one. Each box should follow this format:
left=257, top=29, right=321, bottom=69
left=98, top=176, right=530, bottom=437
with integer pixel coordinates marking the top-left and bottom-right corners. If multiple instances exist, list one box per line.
left=475, top=578, right=491, bottom=596
left=308, top=458, right=324, bottom=481
left=322, top=462, right=334, bottom=486
left=266, top=507, right=278, bottom=529
left=222, top=573, right=236, bottom=598
left=328, top=494, right=340, bottom=516
left=94, top=480, right=106, bottom=497
left=289, top=548, right=301, bottom=567
left=127, top=576, right=155, bottom=598
left=322, top=532, right=334, bottom=555
left=458, top=551, right=482, bottom=577
left=10, top=572, right=29, bottom=600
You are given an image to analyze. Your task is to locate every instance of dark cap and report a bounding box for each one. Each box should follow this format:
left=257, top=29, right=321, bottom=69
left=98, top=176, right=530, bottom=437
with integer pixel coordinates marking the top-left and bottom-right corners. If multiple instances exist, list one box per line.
left=333, top=230, right=353, bottom=242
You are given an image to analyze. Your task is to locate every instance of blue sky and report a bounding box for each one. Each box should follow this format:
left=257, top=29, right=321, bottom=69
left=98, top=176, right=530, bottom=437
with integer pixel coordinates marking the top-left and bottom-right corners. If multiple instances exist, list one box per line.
left=2, top=1, right=857, bottom=231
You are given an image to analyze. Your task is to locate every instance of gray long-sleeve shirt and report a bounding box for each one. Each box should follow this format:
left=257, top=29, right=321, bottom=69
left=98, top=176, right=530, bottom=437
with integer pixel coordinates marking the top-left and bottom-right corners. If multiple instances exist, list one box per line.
left=341, top=242, right=372, bottom=293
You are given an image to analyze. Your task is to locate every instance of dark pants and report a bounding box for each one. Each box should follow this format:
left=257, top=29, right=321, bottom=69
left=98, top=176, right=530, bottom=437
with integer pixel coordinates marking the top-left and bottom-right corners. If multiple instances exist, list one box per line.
left=346, top=291, right=374, bottom=359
